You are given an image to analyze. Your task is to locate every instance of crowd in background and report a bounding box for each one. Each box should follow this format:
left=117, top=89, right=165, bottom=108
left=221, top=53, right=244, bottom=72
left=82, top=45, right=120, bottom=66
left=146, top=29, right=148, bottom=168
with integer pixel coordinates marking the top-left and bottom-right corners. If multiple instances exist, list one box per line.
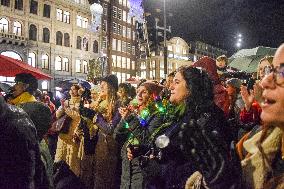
left=1, top=44, right=284, bottom=189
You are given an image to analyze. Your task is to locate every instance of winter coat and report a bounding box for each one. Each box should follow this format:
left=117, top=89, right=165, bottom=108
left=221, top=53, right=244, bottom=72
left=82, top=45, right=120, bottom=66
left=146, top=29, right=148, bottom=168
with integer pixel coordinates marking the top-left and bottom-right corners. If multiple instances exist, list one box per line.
left=0, top=97, right=49, bottom=189
left=241, top=126, right=284, bottom=189
left=55, top=96, right=81, bottom=176
left=114, top=112, right=164, bottom=189
left=93, top=100, right=121, bottom=189
left=145, top=104, right=241, bottom=189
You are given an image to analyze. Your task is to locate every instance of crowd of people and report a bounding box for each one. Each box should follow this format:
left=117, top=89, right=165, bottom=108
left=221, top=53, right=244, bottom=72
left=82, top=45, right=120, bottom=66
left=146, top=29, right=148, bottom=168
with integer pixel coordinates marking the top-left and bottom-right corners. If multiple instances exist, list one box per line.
left=1, top=43, right=284, bottom=189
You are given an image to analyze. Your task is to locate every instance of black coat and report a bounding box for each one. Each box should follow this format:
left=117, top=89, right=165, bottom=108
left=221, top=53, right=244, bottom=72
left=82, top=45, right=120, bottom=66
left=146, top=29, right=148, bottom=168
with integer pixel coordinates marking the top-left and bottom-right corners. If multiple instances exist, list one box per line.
left=0, top=97, right=48, bottom=189
left=144, top=104, right=241, bottom=189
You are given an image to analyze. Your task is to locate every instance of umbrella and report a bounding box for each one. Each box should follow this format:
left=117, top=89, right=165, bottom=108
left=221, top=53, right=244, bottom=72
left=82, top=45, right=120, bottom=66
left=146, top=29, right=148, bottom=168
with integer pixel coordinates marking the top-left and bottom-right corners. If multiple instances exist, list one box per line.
left=57, top=79, right=91, bottom=91
left=0, top=55, right=52, bottom=80
left=0, top=82, right=12, bottom=93
left=228, top=46, right=277, bottom=73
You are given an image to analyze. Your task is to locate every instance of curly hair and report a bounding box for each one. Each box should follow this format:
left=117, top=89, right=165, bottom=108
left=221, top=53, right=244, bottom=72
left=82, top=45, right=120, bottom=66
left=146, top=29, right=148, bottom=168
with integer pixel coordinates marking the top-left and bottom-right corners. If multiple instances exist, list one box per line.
left=177, top=66, right=214, bottom=114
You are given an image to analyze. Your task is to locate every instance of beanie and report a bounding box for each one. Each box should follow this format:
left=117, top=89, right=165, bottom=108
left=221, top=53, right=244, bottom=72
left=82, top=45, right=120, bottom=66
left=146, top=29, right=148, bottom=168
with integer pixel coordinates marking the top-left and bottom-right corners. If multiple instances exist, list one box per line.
left=101, top=74, right=119, bottom=91
left=226, top=78, right=242, bottom=89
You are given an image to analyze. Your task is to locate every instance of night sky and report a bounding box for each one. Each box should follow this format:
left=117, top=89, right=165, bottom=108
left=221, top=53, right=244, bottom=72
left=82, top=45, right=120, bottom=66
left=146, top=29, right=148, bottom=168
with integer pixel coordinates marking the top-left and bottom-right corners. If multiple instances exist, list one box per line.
left=143, top=0, right=284, bottom=55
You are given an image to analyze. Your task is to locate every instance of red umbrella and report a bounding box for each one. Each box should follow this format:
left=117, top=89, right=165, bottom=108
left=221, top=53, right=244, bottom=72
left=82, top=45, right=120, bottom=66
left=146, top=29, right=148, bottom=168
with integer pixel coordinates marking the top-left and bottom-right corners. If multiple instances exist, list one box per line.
left=0, top=55, right=52, bottom=80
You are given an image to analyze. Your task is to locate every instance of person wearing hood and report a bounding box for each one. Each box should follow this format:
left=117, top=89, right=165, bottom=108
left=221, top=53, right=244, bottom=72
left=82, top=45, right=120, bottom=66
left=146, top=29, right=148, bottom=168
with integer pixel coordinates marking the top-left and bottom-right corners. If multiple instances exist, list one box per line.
left=193, top=56, right=230, bottom=117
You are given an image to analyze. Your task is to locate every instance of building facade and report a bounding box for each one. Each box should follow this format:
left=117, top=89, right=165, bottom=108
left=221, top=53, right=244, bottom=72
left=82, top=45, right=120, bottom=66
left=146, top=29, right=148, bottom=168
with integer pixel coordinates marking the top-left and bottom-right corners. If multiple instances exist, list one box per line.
left=193, top=41, right=227, bottom=61
left=139, top=37, right=192, bottom=80
left=0, top=0, right=100, bottom=91
left=99, top=0, right=138, bottom=83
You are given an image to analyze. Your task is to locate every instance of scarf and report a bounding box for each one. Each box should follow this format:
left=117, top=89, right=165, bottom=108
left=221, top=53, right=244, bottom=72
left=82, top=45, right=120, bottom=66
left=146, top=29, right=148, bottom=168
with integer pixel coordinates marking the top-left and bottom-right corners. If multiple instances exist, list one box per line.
left=10, top=92, right=36, bottom=105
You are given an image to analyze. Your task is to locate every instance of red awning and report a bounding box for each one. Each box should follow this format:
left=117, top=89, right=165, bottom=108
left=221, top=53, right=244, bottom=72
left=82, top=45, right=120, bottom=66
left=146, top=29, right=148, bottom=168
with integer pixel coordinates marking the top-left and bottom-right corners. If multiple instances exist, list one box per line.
left=0, top=55, right=52, bottom=80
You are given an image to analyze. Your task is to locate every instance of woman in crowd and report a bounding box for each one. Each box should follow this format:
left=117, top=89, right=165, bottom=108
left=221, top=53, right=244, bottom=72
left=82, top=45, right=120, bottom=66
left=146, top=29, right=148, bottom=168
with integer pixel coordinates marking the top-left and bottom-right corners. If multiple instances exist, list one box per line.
left=54, top=84, right=82, bottom=176
left=91, top=74, right=121, bottom=189
left=117, top=82, right=133, bottom=107
left=142, top=66, right=241, bottom=188
left=240, top=44, right=284, bottom=189
left=114, top=81, right=164, bottom=189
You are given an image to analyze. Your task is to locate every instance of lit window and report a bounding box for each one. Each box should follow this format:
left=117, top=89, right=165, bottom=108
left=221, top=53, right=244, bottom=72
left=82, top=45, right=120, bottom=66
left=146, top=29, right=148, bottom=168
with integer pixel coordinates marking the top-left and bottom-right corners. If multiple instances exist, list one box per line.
left=122, top=41, right=126, bottom=53
left=41, top=81, right=48, bottom=90
left=127, top=28, right=131, bottom=39
left=123, top=10, right=127, bottom=22
left=117, top=56, right=121, bottom=67
left=62, top=58, right=69, bottom=71
left=63, top=11, right=70, bottom=23
left=102, top=37, right=107, bottom=49
left=119, top=0, right=122, bottom=4
left=83, top=18, right=88, bottom=28
left=132, top=31, right=135, bottom=40
left=83, top=60, right=88, bottom=73
left=55, top=56, right=62, bottom=70
left=103, top=3, right=107, bottom=15
left=132, top=46, right=135, bottom=55
left=123, top=0, right=127, bottom=6
left=42, top=54, right=49, bottom=69
left=102, top=20, right=107, bottom=32
left=56, top=9, right=63, bottom=21
left=117, top=40, right=121, bottom=51
left=127, top=43, right=131, bottom=54
left=76, top=15, right=82, bottom=27
left=28, top=52, right=36, bottom=67
left=176, top=46, right=180, bottom=53
left=13, top=21, right=21, bottom=36
left=122, top=57, right=126, bottom=68
left=122, top=26, right=126, bottom=37
left=112, top=38, right=117, bottom=50
left=76, top=59, right=81, bottom=72
left=168, top=45, right=172, bottom=51
left=127, top=58, right=130, bottom=69
left=0, top=18, right=9, bottom=33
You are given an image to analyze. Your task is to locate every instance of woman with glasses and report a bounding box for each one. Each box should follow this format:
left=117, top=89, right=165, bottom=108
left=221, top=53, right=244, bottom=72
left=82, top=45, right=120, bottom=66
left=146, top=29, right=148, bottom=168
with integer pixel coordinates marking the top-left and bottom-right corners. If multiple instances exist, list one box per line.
left=141, top=66, right=241, bottom=188
left=240, top=45, right=284, bottom=189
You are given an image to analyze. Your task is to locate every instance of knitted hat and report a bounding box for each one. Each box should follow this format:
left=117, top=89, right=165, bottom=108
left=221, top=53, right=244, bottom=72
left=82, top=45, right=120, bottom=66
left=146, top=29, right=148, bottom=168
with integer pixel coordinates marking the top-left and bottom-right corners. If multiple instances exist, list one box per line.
left=140, top=81, right=163, bottom=96
left=14, top=73, right=38, bottom=94
left=101, top=74, right=118, bottom=91
left=226, top=78, right=242, bottom=89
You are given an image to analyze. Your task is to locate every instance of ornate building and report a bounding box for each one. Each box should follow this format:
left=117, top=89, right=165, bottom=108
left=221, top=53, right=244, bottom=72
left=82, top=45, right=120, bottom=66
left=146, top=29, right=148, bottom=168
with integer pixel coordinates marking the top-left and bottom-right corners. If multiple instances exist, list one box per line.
left=193, top=41, right=227, bottom=60
left=0, top=0, right=100, bottom=91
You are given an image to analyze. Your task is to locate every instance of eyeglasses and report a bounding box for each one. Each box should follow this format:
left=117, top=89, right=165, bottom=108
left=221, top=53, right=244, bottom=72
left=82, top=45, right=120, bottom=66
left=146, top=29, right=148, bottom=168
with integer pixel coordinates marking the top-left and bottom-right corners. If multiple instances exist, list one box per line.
left=263, top=63, right=284, bottom=85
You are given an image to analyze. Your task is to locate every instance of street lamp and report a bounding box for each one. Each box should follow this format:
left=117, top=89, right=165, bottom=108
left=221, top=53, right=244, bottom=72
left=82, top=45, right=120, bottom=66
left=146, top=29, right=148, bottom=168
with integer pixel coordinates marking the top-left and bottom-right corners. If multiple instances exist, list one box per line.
left=235, top=33, right=243, bottom=49
left=163, top=0, right=167, bottom=79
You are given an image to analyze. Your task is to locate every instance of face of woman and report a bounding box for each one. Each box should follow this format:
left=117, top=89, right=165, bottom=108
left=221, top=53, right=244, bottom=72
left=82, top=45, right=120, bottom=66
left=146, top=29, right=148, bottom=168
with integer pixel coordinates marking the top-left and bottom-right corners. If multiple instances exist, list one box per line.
left=100, top=81, right=108, bottom=98
left=12, top=82, right=28, bottom=97
left=260, top=47, right=284, bottom=127
left=169, top=72, right=189, bottom=104
left=117, top=87, right=126, bottom=99
left=258, top=59, right=271, bottom=80
left=69, top=86, right=79, bottom=97
left=136, top=86, right=151, bottom=107
left=226, top=84, right=236, bottom=96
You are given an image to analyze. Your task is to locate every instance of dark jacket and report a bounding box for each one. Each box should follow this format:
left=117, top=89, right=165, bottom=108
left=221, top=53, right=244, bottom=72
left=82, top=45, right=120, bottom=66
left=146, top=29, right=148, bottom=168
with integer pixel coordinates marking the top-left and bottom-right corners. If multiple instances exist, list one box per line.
left=114, top=112, right=164, bottom=189
left=145, top=104, right=241, bottom=189
left=0, top=97, right=48, bottom=189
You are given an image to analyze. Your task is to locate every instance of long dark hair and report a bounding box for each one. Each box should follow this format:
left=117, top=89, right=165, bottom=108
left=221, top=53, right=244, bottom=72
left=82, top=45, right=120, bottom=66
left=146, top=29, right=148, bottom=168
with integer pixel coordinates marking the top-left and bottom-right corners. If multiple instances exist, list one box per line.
left=177, top=66, right=214, bottom=116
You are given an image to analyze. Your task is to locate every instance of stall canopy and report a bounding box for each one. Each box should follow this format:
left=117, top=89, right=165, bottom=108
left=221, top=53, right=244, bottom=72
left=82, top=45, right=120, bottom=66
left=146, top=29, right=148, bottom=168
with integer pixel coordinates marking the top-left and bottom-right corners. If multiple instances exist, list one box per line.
left=0, top=55, right=52, bottom=80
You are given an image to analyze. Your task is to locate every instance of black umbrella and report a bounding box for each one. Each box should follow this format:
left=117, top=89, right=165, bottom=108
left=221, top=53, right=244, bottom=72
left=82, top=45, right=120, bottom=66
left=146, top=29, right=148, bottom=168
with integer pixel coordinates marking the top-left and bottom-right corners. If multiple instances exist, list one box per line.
left=57, top=79, right=91, bottom=91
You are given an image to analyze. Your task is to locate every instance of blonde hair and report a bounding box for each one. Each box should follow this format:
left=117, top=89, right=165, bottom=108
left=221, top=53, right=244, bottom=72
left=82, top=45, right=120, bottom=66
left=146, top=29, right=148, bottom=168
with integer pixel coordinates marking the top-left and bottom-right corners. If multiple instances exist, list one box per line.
left=257, top=56, right=274, bottom=79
